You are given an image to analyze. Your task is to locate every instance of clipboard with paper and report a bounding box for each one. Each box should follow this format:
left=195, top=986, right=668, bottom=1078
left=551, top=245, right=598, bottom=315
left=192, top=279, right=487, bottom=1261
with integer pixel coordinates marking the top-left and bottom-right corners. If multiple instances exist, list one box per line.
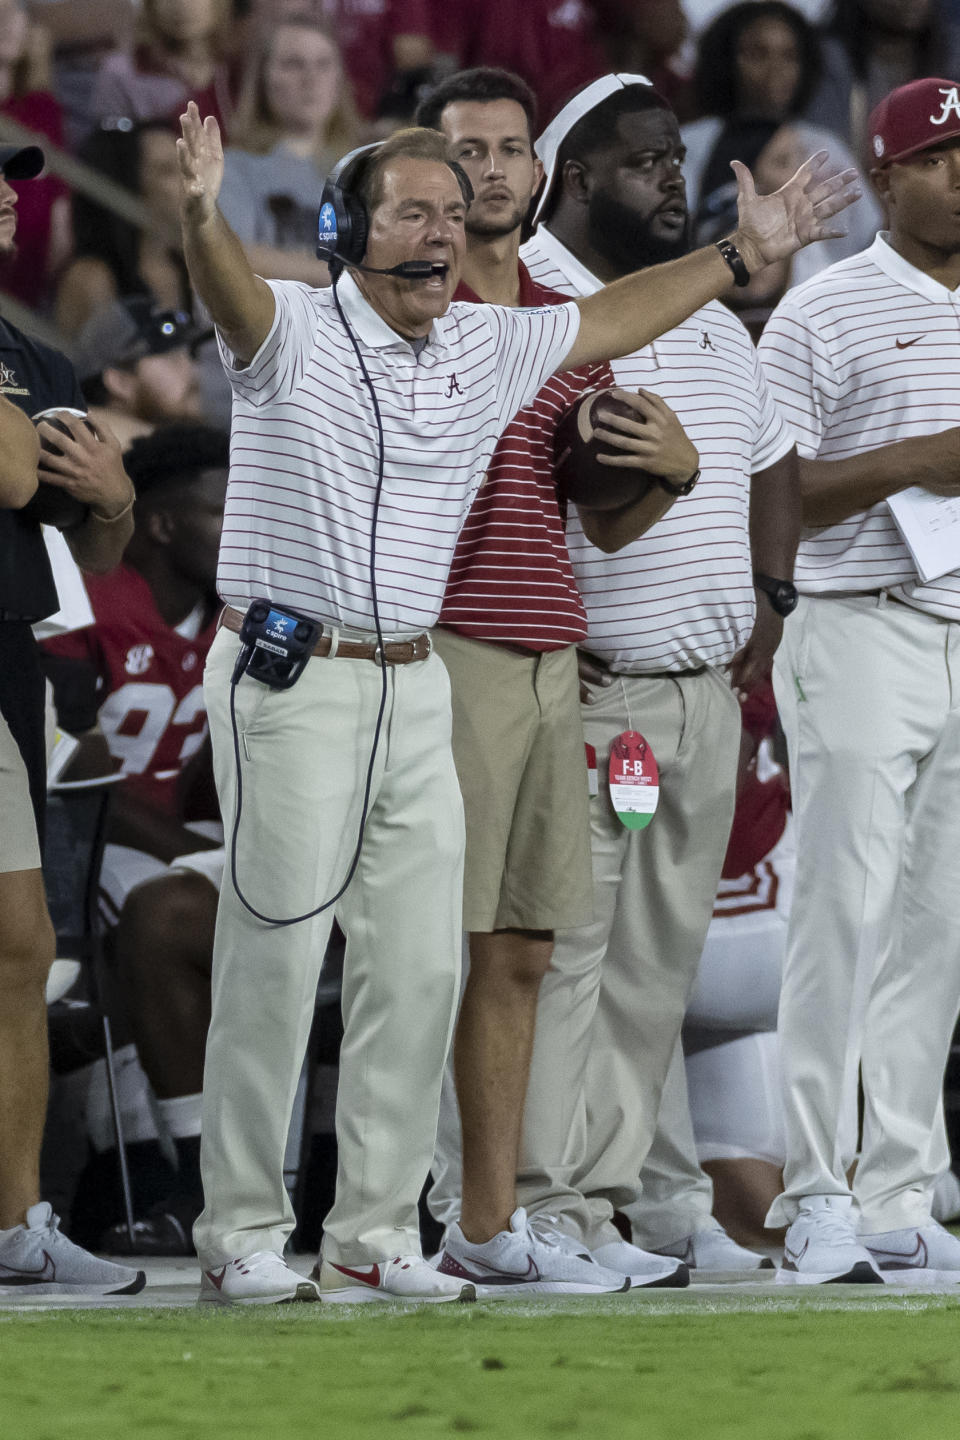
left=887, top=487, right=960, bottom=583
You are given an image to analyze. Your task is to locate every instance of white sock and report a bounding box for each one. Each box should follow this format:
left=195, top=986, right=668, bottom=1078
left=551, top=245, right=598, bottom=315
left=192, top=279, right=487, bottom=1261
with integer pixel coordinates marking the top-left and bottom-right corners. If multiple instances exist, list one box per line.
left=155, top=1093, right=202, bottom=1139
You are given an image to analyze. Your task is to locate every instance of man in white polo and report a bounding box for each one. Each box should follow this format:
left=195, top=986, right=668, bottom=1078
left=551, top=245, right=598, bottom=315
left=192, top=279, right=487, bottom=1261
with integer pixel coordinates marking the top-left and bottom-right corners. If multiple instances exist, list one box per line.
left=175, top=99, right=854, bottom=1304
left=515, top=75, right=803, bottom=1272
left=758, top=77, right=960, bottom=1285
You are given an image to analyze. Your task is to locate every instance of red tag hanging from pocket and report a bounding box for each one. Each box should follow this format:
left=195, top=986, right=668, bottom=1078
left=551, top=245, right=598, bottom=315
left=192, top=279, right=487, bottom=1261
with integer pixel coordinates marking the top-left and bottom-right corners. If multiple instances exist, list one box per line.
left=608, top=730, right=659, bottom=830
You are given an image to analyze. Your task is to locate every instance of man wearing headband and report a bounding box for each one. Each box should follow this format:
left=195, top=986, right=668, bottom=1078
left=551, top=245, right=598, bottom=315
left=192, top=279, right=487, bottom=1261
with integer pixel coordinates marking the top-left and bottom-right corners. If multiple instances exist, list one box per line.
left=511, top=73, right=802, bottom=1275
left=759, top=78, right=960, bottom=1284
left=175, top=97, right=855, bottom=1305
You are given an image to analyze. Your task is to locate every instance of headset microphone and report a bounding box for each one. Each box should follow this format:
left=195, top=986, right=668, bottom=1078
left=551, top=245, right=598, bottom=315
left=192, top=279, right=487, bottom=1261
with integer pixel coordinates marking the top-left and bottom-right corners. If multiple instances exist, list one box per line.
left=354, top=259, right=449, bottom=279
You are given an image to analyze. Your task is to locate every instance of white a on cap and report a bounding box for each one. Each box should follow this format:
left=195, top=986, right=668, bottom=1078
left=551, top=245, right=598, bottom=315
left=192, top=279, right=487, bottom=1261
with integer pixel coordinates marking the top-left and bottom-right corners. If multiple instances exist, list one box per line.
left=532, top=73, right=656, bottom=225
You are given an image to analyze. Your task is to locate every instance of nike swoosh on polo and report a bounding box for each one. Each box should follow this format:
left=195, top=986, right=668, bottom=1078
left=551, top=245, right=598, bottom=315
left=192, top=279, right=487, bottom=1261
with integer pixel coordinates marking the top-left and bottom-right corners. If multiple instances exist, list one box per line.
left=895, top=336, right=924, bottom=349
left=866, top=1233, right=928, bottom=1269
left=329, top=1262, right=382, bottom=1287
left=0, top=1250, right=56, bottom=1284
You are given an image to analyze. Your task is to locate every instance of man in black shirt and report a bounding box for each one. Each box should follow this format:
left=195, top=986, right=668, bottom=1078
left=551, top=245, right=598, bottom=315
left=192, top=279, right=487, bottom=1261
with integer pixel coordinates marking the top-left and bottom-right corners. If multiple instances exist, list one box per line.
left=0, top=143, right=146, bottom=1296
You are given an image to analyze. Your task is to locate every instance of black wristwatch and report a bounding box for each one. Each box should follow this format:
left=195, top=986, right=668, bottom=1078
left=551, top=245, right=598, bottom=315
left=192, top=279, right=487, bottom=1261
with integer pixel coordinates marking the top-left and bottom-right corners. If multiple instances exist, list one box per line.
left=656, top=468, right=700, bottom=497
left=716, top=237, right=751, bottom=287
left=754, top=571, right=799, bottom=617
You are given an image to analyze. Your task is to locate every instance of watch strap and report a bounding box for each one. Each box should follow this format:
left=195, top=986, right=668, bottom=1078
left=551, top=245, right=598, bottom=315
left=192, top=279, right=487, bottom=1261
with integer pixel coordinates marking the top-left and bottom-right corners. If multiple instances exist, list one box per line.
left=715, top=237, right=751, bottom=288
left=656, top=467, right=700, bottom=498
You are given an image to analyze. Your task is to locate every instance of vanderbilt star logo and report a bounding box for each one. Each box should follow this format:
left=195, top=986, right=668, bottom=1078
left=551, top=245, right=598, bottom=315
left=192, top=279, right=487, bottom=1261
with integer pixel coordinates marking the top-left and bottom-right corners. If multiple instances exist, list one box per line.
left=445, top=373, right=464, bottom=398
left=0, top=360, right=28, bottom=394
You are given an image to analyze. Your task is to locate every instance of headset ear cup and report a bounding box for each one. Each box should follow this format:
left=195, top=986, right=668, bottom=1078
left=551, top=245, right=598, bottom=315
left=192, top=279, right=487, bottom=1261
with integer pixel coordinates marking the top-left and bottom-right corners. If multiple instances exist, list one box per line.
left=344, top=192, right=368, bottom=265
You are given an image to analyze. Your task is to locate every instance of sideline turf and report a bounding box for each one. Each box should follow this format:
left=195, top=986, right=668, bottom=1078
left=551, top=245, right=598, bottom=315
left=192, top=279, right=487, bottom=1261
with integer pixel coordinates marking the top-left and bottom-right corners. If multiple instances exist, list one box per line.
left=5, top=1297, right=960, bottom=1440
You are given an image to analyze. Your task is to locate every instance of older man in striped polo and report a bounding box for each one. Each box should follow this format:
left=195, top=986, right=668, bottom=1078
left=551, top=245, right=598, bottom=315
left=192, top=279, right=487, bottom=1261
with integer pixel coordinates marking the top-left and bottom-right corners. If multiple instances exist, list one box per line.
left=175, top=99, right=856, bottom=1305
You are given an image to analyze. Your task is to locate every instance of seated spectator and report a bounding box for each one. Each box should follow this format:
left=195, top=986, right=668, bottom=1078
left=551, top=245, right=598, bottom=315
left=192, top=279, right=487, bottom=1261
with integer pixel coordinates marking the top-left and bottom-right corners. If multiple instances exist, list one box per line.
left=0, top=0, right=70, bottom=307
left=247, top=0, right=435, bottom=122
left=218, top=16, right=358, bottom=284
left=24, top=0, right=134, bottom=148
left=41, top=424, right=228, bottom=920
left=41, top=423, right=227, bottom=1251
left=811, top=0, right=945, bottom=154
left=73, top=297, right=206, bottom=452
left=55, top=120, right=189, bottom=338
left=89, top=0, right=234, bottom=137
left=682, top=1, right=882, bottom=292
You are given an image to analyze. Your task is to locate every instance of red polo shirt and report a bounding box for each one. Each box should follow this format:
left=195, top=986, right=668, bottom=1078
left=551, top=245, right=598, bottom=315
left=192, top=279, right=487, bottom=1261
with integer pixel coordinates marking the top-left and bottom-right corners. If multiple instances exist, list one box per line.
left=439, top=264, right=613, bottom=651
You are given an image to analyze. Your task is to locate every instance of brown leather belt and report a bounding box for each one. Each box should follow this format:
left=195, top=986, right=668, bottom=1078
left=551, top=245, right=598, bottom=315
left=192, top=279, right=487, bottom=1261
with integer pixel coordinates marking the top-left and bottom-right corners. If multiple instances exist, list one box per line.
left=217, top=607, right=432, bottom=665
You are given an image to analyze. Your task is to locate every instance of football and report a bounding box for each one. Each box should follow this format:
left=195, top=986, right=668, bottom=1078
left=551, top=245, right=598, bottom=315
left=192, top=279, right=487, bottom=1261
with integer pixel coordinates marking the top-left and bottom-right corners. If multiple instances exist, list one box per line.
left=554, top=387, right=659, bottom=511
left=30, top=407, right=96, bottom=529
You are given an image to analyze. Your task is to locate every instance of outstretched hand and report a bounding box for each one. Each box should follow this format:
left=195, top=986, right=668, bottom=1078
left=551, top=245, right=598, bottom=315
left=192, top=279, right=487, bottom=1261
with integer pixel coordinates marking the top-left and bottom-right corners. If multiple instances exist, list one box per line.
left=731, top=151, right=861, bottom=271
left=177, top=100, right=224, bottom=223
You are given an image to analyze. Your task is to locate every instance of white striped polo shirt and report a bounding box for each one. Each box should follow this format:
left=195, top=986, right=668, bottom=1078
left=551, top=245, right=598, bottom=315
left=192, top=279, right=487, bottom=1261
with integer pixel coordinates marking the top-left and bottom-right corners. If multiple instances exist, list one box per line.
left=520, top=229, right=793, bottom=674
left=216, top=271, right=580, bottom=634
left=758, top=233, right=960, bottom=620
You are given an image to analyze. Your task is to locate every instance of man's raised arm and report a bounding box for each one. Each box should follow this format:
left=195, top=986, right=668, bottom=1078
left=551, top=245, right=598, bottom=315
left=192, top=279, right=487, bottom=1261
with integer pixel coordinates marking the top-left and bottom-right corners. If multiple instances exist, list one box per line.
left=177, top=103, right=276, bottom=366
left=564, top=153, right=859, bottom=371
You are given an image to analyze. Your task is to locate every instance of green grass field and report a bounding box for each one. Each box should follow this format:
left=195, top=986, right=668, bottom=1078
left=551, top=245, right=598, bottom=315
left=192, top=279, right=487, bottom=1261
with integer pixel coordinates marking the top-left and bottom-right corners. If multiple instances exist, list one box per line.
left=6, top=1293, right=960, bottom=1440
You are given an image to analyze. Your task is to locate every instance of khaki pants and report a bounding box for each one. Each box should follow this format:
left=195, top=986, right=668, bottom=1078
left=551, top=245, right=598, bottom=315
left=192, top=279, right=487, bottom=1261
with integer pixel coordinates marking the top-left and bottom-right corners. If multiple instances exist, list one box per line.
left=517, top=666, right=741, bottom=1247
left=194, top=628, right=465, bottom=1267
left=769, top=593, right=960, bottom=1232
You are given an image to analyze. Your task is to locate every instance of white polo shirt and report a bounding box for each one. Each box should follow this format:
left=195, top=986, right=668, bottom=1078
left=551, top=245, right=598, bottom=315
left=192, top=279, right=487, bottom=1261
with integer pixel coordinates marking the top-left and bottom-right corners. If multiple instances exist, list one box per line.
left=520, top=229, right=793, bottom=674
left=758, top=234, right=960, bottom=621
left=216, top=272, right=580, bottom=633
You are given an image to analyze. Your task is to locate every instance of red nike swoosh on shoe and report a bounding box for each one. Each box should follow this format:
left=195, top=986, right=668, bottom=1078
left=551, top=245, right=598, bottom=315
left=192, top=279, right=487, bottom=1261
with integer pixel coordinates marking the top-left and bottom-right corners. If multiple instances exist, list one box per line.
left=867, top=1233, right=928, bottom=1268
left=330, top=1263, right=382, bottom=1287
left=0, top=1249, right=56, bottom=1283
left=205, top=1266, right=228, bottom=1291
left=894, top=336, right=924, bottom=349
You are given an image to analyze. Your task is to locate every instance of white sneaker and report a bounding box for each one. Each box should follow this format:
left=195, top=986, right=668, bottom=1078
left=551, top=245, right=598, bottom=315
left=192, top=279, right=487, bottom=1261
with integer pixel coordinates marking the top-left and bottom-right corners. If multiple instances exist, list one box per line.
left=436, top=1207, right=631, bottom=1298
left=315, top=1254, right=475, bottom=1304
left=652, top=1222, right=774, bottom=1273
left=591, top=1238, right=689, bottom=1288
left=0, top=1203, right=145, bottom=1296
left=861, top=1222, right=960, bottom=1286
left=777, top=1195, right=883, bottom=1285
left=199, top=1251, right=321, bottom=1305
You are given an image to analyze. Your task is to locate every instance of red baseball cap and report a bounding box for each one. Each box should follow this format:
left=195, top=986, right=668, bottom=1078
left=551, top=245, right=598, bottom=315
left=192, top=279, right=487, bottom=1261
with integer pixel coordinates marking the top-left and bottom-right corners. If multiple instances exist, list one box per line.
left=869, top=78, right=960, bottom=167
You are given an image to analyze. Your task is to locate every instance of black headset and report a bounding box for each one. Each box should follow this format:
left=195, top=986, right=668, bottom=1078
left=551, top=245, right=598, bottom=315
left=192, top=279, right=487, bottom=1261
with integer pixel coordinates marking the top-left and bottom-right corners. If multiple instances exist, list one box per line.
left=316, top=142, right=474, bottom=279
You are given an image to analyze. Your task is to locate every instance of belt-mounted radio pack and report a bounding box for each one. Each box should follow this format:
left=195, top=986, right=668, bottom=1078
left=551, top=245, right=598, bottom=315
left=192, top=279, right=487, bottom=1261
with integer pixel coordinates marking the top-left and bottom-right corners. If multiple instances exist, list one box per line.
left=231, top=601, right=322, bottom=690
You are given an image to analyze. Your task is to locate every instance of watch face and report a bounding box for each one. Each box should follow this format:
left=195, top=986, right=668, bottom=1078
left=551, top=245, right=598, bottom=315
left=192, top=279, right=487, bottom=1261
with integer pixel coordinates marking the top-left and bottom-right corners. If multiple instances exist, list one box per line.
left=774, top=583, right=799, bottom=616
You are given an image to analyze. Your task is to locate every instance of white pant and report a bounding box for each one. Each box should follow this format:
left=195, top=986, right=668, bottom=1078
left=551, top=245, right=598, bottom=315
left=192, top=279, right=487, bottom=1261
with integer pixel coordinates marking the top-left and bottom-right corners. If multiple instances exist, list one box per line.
left=194, top=628, right=465, bottom=1266
left=516, top=666, right=741, bottom=1247
left=769, top=593, right=960, bottom=1231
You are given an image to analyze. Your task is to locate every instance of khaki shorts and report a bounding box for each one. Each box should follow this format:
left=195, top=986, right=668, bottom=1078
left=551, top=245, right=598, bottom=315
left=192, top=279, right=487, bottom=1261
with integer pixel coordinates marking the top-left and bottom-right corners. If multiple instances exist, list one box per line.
left=433, top=628, right=593, bottom=933
left=0, top=708, right=41, bottom=873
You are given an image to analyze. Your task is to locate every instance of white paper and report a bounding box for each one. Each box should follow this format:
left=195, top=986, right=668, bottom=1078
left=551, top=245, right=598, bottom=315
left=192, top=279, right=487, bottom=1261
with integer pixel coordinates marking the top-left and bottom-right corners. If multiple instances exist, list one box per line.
left=887, top=487, right=960, bottom=583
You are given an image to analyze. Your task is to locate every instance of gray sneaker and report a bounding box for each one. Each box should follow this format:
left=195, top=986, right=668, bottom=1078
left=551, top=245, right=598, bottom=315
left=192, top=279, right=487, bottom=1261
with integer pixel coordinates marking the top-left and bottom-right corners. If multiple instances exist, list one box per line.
left=436, top=1207, right=631, bottom=1298
left=0, top=1203, right=146, bottom=1296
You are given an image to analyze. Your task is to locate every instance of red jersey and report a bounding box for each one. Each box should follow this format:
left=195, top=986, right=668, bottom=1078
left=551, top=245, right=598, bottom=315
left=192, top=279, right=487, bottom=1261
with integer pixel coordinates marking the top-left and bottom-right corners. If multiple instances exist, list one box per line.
left=43, top=566, right=217, bottom=816
left=440, top=266, right=613, bottom=650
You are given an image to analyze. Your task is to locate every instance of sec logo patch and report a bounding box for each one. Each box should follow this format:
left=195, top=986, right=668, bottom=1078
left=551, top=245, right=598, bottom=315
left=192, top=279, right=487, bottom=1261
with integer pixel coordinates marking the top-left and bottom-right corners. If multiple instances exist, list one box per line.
left=125, top=643, right=154, bottom=676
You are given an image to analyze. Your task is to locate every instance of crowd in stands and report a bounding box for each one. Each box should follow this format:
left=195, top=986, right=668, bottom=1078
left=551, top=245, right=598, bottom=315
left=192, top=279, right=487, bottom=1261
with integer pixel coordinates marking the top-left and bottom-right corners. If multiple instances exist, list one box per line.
left=2, top=0, right=960, bottom=1293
